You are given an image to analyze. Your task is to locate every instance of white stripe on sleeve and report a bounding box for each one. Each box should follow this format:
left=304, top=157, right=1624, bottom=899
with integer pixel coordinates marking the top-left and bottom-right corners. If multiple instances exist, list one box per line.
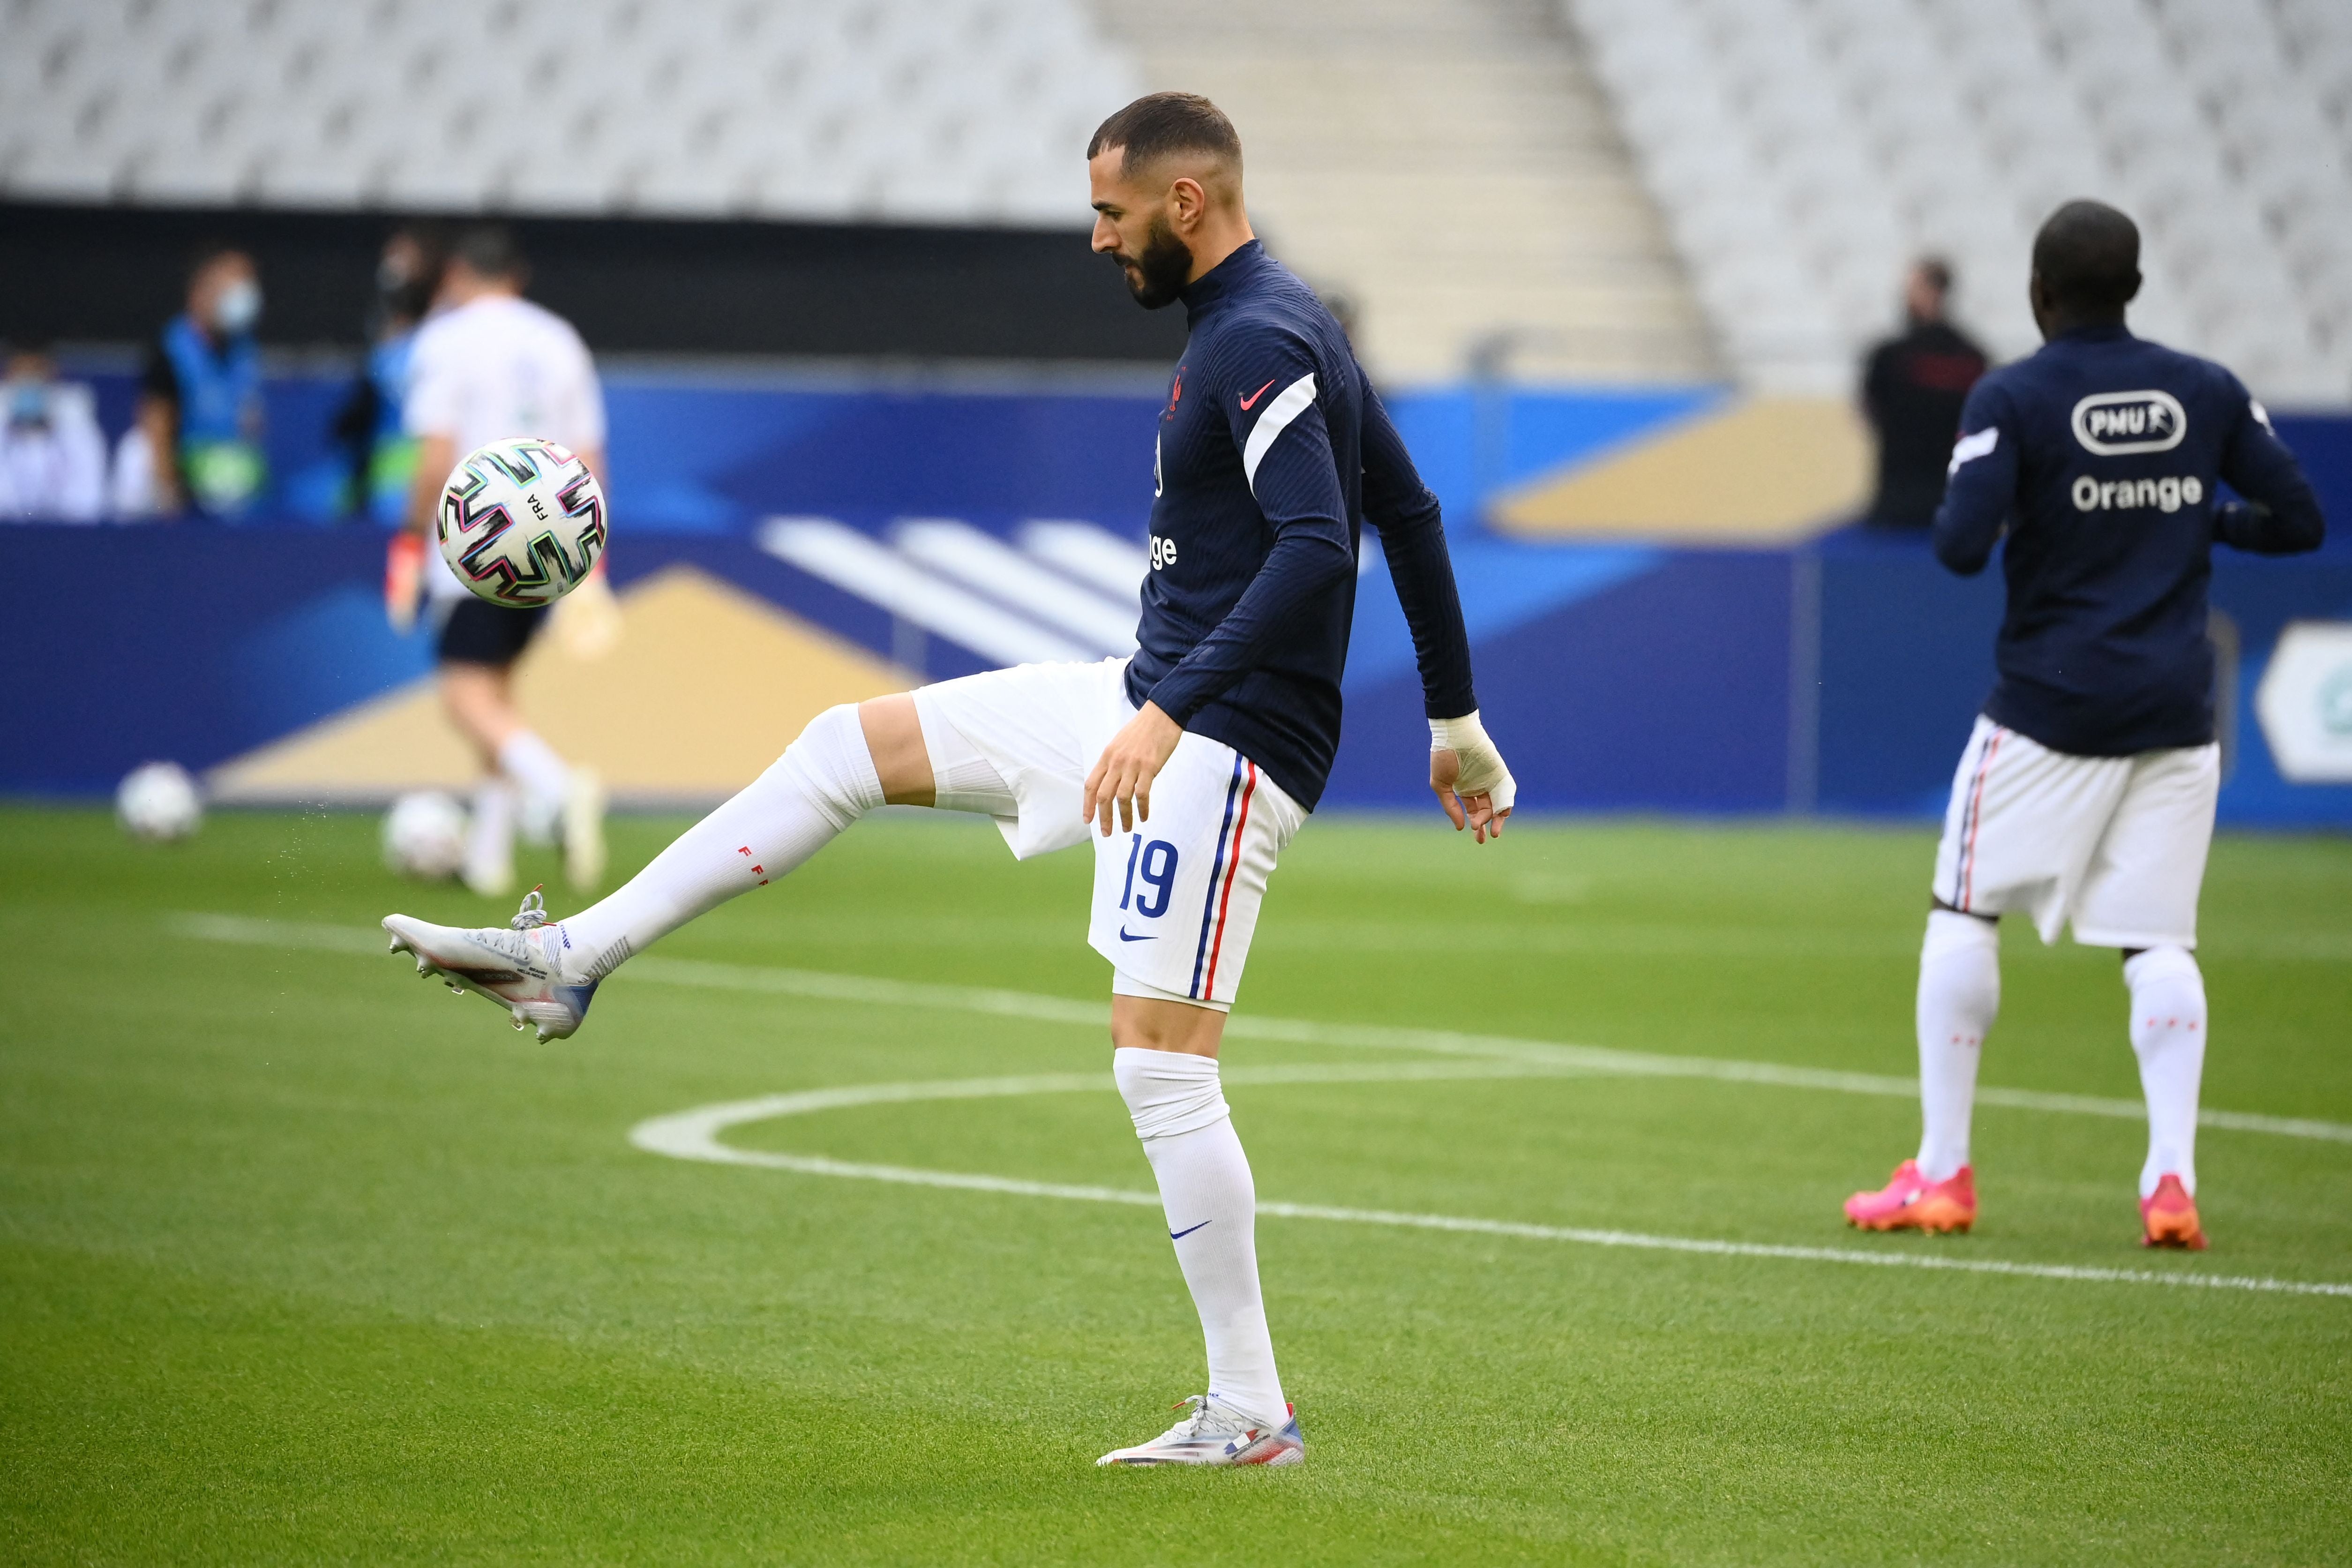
left=1947, top=426, right=1998, bottom=477
left=1240, top=374, right=1318, bottom=496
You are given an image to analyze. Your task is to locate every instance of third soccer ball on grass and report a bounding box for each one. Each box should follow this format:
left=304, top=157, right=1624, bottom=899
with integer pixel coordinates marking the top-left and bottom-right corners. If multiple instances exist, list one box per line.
left=436, top=437, right=607, bottom=608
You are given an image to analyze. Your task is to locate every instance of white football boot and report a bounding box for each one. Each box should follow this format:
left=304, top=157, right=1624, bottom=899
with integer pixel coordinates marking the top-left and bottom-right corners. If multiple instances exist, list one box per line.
left=1095, top=1394, right=1304, bottom=1468
left=382, top=889, right=599, bottom=1042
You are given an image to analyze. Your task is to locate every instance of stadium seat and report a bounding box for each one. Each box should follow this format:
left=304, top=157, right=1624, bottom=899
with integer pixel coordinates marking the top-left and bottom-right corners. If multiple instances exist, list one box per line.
left=0, top=0, right=1139, bottom=230
left=1564, top=0, right=2352, bottom=401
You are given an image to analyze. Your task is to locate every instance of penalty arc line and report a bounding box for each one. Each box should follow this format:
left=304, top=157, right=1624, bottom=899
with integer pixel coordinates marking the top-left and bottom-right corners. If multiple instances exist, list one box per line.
left=170, top=912, right=2352, bottom=1146
left=629, top=1072, right=2352, bottom=1300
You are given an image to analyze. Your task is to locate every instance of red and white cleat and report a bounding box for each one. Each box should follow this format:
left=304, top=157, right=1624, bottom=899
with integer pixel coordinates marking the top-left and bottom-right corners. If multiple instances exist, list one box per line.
left=1096, top=1395, right=1304, bottom=1468
left=1843, top=1160, right=1976, bottom=1233
left=2140, top=1174, right=2207, bottom=1250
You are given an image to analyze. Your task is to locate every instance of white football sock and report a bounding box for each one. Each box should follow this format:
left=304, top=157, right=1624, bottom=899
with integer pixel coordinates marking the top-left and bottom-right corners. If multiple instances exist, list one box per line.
left=1114, top=1046, right=1287, bottom=1429
left=464, top=779, right=516, bottom=892
left=554, top=704, right=884, bottom=980
left=1915, top=909, right=2000, bottom=1182
left=2125, top=945, right=2207, bottom=1198
left=498, top=729, right=572, bottom=813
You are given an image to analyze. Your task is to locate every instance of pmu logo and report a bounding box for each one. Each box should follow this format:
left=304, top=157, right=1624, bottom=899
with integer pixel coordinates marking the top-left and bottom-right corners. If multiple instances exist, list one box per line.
left=2071, top=390, right=2187, bottom=455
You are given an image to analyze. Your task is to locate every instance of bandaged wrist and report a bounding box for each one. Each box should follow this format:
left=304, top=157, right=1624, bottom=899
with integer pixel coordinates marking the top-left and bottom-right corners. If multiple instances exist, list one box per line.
left=1429, top=711, right=1490, bottom=752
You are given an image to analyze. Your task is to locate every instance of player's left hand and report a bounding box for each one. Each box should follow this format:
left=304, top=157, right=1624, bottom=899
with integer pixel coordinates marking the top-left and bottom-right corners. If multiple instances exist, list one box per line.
left=1431, top=711, right=1516, bottom=844
left=1085, top=701, right=1183, bottom=836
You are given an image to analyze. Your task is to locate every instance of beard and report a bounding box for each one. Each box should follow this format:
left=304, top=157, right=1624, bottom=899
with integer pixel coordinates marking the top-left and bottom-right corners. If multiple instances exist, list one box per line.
left=1114, top=215, right=1194, bottom=309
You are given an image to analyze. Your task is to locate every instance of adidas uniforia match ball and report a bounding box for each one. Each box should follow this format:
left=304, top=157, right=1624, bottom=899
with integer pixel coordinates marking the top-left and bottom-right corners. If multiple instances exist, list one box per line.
left=435, top=436, right=607, bottom=608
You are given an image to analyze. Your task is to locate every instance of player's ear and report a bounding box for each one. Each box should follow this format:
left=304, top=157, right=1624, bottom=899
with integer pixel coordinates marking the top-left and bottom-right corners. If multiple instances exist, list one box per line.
left=2120, top=270, right=2142, bottom=305
left=1168, top=175, right=1206, bottom=232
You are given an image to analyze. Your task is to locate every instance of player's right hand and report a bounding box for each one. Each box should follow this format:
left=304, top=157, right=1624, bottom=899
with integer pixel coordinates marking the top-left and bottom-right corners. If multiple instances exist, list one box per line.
left=385, top=532, right=424, bottom=633
left=1431, top=711, right=1515, bottom=844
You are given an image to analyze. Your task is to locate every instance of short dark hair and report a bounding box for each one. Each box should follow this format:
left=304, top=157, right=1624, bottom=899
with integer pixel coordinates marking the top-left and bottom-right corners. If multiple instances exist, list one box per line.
left=1087, top=92, right=1242, bottom=175
left=451, top=223, right=526, bottom=281
left=1915, top=256, right=1954, bottom=295
left=2032, top=200, right=2140, bottom=315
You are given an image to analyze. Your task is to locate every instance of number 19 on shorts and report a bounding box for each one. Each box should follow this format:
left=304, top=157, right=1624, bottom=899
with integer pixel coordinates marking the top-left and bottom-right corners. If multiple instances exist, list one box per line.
left=1120, top=833, right=1180, bottom=920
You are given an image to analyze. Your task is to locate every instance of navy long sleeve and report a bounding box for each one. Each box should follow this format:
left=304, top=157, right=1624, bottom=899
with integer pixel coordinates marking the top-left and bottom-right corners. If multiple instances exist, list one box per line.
left=1123, top=241, right=1479, bottom=808
left=1931, top=324, right=2327, bottom=756
left=1363, top=380, right=1477, bottom=719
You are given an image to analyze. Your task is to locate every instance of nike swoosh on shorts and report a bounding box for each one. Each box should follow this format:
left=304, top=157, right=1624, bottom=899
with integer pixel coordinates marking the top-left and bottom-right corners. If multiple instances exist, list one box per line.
left=1118, top=928, right=1156, bottom=941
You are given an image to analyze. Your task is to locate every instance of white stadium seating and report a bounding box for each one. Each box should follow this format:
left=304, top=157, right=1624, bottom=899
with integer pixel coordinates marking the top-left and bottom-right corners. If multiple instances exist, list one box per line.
left=5, top=0, right=2345, bottom=401
left=0, top=0, right=1139, bottom=226
left=1567, top=0, right=2352, bottom=402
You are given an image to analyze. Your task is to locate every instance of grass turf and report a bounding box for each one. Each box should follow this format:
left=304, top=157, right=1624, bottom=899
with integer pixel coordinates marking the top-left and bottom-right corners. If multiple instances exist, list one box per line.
left=1, top=805, right=2347, bottom=1564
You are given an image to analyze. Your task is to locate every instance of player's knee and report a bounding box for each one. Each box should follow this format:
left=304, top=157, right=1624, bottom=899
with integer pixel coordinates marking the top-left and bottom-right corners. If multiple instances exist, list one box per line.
left=1924, top=907, right=2000, bottom=958
left=1113, top=1046, right=1229, bottom=1140
left=2123, top=945, right=2202, bottom=1002
left=778, top=703, right=886, bottom=828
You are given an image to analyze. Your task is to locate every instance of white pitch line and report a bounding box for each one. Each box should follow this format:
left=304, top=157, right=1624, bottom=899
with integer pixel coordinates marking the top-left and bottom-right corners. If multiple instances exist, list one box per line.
left=169, top=912, right=2352, bottom=1147
left=629, top=1072, right=2352, bottom=1301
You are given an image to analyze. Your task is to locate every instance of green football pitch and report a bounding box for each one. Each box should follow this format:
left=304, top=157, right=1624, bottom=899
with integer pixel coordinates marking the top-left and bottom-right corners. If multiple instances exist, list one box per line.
left=4, top=805, right=2348, bottom=1565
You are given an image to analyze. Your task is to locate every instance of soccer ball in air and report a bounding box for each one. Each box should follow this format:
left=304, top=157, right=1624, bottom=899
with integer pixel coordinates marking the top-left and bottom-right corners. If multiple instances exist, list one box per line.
left=382, top=791, right=470, bottom=880
left=116, top=761, right=202, bottom=841
left=435, top=436, right=607, bottom=607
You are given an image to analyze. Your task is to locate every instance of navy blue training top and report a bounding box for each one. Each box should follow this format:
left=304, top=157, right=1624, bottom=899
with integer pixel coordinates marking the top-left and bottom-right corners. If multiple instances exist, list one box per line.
left=1124, top=240, right=1477, bottom=808
left=1934, top=324, right=2324, bottom=757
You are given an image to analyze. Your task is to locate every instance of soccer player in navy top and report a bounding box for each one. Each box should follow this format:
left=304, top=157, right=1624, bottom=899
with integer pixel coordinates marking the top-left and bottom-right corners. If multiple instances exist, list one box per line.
left=1844, top=200, right=2323, bottom=1251
left=379, top=92, right=1515, bottom=1470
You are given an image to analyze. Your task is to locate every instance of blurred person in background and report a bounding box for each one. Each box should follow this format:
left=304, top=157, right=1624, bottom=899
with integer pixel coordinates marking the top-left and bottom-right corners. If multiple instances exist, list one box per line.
left=0, top=343, right=107, bottom=521
left=1859, top=258, right=1988, bottom=529
left=388, top=223, right=608, bottom=897
left=131, top=245, right=268, bottom=518
left=334, top=224, right=447, bottom=524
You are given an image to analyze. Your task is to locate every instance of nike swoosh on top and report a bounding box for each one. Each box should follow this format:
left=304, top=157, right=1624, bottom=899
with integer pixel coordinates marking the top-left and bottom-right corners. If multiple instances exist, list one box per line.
left=1238, top=378, right=1277, bottom=411
left=1169, top=1220, right=1212, bottom=1240
left=1118, top=927, right=1156, bottom=941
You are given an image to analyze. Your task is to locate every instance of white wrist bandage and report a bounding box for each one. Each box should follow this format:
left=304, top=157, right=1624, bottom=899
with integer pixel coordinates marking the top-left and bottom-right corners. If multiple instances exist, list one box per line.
left=1429, top=710, right=1517, bottom=811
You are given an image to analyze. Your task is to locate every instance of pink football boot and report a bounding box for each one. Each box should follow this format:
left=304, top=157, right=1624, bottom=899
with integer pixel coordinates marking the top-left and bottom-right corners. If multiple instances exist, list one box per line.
left=2140, top=1175, right=2208, bottom=1251
left=1844, top=1160, right=1976, bottom=1233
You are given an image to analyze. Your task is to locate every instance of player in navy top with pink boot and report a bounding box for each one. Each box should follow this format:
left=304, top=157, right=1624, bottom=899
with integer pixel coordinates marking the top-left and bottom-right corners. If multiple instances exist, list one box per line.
left=1845, top=200, right=2323, bottom=1250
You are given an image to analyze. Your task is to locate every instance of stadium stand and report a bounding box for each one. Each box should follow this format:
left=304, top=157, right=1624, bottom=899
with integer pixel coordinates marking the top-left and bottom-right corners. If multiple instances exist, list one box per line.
left=1092, top=0, right=1720, bottom=383
left=1567, top=0, right=2352, bottom=403
left=0, top=0, right=1138, bottom=225
left=9, top=0, right=2344, bottom=402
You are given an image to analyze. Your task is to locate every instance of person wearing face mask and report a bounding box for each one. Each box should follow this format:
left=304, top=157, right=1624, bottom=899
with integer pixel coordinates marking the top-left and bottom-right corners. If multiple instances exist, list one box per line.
left=136, top=245, right=268, bottom=518
left=0, top=344, right=107, bottom=522
left=334, top=224, right=447, bottom=523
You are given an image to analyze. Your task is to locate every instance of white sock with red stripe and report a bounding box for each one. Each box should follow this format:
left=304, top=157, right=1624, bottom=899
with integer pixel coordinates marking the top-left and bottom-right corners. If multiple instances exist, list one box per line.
left=554, top=704, right=883, bottom=979
left=2125, top=946, right=2206, bottom=1198
left=1113, top=1047, right=1288, bottom=1430
left=1915, top=910, right=2000, bottom=1182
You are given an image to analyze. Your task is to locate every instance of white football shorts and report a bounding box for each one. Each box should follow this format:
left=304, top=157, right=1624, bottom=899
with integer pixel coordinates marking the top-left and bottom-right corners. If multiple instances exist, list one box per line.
left=1932, top=714, right=2219, bottom=949
left=911, top=657, right=1307, bottom=1009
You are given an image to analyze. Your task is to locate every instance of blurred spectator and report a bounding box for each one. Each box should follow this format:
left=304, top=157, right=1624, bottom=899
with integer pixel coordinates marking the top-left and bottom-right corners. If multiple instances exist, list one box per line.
left=0, top=344, right=107, bottom=521
left=334, top=223, right=447, bottom=524
left=1859, top=258, right=1988, bottom=529
left=133, top=245, right=267, bottom=518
